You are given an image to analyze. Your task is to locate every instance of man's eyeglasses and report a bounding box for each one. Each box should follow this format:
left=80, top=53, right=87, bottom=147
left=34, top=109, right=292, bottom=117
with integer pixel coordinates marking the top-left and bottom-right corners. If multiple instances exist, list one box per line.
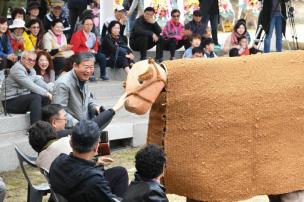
left=55, top=118, right=67, bottom=121
left=23, top=57, right=36, bottom=63
left=172, top=15, right=180, bottom=18
left=55, top=113, right=67, bottom=121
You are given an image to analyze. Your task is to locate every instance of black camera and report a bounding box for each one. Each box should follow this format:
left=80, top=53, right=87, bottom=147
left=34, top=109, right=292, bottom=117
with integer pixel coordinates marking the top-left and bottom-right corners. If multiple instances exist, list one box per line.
left=100, top=131, right=109, bottom=143
left=98, top=131, right=110, bottom=156
left=4, top=68, right=10, bottom=76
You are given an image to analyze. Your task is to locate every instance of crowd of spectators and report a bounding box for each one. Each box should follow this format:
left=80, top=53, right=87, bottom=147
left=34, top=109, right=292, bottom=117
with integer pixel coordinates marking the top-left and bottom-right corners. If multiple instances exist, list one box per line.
left=0, top=0, right=291, bottom=201
left=0, top=0, right=279, bottom=88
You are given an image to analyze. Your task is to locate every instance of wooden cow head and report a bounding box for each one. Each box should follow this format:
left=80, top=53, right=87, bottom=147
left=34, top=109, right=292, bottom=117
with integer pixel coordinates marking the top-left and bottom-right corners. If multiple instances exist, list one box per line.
left=124, top=59, right=167, bottom=115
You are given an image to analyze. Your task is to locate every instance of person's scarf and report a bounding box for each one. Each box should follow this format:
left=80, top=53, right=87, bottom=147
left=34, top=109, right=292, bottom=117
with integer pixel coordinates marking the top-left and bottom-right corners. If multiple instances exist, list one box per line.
left=10, top=32, right=23, bottom=41
left=230, top=31, right=245, bottom=46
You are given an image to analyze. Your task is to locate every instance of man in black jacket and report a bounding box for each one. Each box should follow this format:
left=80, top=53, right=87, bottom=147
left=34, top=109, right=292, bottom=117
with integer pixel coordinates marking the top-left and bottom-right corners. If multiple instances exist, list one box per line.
left=129, top=7, right=163, bottom=62
left=122, top=144, right=168, bottom=202
left=49, top=120, right=128, bottom=202
left=258, top=0, right=288, bottom=53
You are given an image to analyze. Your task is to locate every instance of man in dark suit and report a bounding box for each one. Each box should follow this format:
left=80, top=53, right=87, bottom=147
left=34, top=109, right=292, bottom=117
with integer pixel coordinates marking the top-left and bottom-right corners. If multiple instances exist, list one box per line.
left=198, top=0, right=220, bottom=47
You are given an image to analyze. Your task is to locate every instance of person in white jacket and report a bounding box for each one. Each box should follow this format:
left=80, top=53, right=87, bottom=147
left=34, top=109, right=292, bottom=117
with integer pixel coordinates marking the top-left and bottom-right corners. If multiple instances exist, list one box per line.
left=43, top=19, right=73, bottom=75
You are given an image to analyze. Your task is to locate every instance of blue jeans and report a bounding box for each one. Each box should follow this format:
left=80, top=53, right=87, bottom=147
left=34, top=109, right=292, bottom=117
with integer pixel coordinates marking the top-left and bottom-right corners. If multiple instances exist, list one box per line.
left=264, top=14, right=283, bottom=53
left=96, top=53, right=107, bottom=78
left=126, top=9, right=138, bottom=36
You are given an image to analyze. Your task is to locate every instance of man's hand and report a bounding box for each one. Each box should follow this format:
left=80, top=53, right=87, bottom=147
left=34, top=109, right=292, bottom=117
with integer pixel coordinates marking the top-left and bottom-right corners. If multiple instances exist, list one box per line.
left=183, top=29, right=192, bottom=36
left=125, top=53, right=134, bottom=60
left=112, top=93, right=127, bottom=112
left=46, top=92, right=53, bottom=101
left=257, top=1, right=263, bottom=11
left=60, top=44, right=73, bottom=51
left=152, top=33, right=159, bottom=42
left=127, top=11, right=132, bottom=17
left=95, top=106, right=100, bottom=114
left=97, top=156, right=114, bottom=166
left=119, top=15, right=128, bottom=25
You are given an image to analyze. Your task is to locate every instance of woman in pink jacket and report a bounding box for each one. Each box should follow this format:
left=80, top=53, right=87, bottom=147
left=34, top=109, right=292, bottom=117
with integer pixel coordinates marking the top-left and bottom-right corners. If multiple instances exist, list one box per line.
left=162, top=9, right=186, bottom=60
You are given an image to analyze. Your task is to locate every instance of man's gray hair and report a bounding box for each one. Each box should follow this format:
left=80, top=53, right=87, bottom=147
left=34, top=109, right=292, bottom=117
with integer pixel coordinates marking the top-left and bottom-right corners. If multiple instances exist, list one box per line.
left=21, top=51, right=36, bottom=59
left=74, top=52, right=95, bottom=65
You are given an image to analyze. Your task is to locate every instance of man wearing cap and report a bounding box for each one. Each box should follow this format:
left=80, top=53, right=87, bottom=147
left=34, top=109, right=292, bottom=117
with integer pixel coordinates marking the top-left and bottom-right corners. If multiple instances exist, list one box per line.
left=27, top=0, right=49, bottom=20
left=184, top=10, right=209, bottom=49
left=8, top=19, right=26, bottom=55
left=25, top=1, right=41, bottom=23
left=49, top=119, right=128, bottom=202
left=101, top=6, right=128, bottom=43
left=43, top=0, right=71, bottom=36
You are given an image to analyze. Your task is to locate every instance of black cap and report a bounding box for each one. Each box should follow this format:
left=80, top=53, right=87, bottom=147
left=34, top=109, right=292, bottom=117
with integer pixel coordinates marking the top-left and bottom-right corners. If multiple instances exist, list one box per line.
left=27, top=1, right=41, bottom=12
left=193, top=10, right=202, bottom=17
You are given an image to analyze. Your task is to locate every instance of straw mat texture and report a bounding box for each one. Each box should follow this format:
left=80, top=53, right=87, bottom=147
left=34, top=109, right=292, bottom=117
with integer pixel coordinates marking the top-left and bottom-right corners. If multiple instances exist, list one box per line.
left=148, top=51, right=304, bottom=201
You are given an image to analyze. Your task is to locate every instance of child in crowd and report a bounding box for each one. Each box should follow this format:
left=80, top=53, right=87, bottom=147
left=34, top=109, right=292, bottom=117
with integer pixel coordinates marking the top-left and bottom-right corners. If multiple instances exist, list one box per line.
left=237, top=35, right=250, bottom=56
left=192, top=47, right=204, bottom=58
left=229, top=35, right=259, bottom=57
left=183, top=34, right=201, bottom=59
left=201, top=38, right=217, bottom=59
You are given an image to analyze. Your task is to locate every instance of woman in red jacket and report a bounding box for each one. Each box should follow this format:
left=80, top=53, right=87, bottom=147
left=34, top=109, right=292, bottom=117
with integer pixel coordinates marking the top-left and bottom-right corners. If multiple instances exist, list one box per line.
left=70, top=17, right=99, bottom=54
left=70, top=16, right=108, bottom=80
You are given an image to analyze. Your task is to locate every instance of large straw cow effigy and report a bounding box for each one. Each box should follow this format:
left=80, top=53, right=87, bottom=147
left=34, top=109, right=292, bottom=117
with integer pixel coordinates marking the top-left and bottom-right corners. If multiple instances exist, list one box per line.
left=124, top=51, right=304, bottom=201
